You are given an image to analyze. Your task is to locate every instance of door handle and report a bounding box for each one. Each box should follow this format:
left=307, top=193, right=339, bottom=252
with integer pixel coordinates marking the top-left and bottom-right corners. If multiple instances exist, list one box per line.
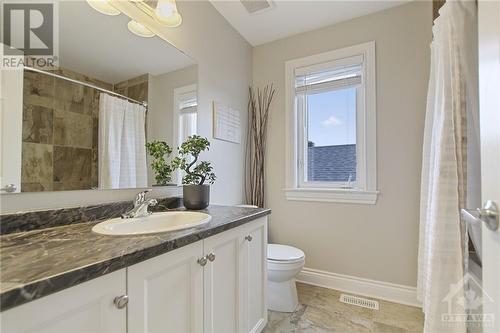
left=0, top=184, right=16, bottom=193
left=207, top=252, right=216, bottom=262
left=461, top=200, right=499, bottom=231
left=245, top=235, right=253, bottom=242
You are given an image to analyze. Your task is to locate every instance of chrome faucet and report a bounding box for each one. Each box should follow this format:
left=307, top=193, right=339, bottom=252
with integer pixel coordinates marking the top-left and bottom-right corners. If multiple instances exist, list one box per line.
left=122, top=190, right=158, bottom=219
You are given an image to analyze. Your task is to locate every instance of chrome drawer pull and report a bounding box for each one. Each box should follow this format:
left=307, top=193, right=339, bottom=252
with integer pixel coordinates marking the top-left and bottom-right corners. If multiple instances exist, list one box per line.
left=114, top=295, right=128, bottom=309
left=198, top=256, right=208, bottom=266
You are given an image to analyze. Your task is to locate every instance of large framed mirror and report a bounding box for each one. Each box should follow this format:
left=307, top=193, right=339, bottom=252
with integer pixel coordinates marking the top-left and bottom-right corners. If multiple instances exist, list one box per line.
left=1, top=1, right=198, bottom=193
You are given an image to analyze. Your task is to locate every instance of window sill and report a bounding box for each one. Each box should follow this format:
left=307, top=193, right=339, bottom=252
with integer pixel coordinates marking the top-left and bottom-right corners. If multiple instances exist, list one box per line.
left=284, top=188, right=379, bottom=204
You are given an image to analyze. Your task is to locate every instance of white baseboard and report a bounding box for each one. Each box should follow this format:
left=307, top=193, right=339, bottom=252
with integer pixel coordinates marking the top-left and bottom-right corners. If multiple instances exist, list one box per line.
left=296, top=267, right=421, bottom=308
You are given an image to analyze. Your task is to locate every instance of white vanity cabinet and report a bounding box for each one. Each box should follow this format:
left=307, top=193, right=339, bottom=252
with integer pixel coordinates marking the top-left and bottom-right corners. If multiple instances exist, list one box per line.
left=127, top=241, right=204, bottom=333
left=130, top=217, right=268, bottom=333
left=0, top=269, right=127, bottom=333
left=203, top=225, right=245, bottom=333
left=242, top=218, right=268, bottom=333
left=1, top=217, right=268, bottom=333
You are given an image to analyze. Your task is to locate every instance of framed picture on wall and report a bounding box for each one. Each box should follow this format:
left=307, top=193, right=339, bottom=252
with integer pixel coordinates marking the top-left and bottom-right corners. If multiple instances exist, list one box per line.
left=212, top=101, right=241, bottom=144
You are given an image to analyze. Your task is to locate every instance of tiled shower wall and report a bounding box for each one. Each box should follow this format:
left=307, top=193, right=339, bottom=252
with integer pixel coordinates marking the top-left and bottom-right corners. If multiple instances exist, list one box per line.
left=21, top=69, right=149, bottom=192
left=114, top=74, right=149, bottom=103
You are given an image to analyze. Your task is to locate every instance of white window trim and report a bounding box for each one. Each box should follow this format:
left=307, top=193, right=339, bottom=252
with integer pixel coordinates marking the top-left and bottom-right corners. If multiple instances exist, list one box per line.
left=284, top=41, right=378, bottom=204
left=173, top=84, right=197, bottom=185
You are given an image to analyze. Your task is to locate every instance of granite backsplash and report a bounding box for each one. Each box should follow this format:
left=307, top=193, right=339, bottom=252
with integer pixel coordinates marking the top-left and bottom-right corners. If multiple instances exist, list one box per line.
left=0, top=197, right=182, bottom=235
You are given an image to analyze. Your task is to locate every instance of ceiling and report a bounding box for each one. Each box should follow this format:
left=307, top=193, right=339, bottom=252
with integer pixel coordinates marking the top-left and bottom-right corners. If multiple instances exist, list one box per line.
left=58, top=2, right=195, bottom=84
left=210, top=0, right=410, bottom=46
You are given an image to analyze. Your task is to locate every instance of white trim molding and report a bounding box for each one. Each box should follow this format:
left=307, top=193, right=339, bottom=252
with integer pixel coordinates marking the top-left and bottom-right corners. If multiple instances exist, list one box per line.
left=284, top=41, right=378, bottom=204
left=297, top=267, right=421, bottom=308
left=284, top=188, right=378, bottom=204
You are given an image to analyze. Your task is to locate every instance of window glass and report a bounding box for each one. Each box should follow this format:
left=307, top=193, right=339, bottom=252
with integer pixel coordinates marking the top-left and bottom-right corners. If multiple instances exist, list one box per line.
left=305, top=87, right=357, bottom=183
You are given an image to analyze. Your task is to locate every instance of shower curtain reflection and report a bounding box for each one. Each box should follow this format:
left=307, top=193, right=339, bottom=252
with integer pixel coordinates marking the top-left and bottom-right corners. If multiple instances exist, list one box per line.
left=98, top=93, right=148, bottom=189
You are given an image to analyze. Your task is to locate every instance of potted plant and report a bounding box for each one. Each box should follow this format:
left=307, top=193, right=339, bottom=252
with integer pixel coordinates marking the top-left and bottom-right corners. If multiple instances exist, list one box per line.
left=172, top=135, right=216, bottom=210
left=145, top=140, right=174, bottom=186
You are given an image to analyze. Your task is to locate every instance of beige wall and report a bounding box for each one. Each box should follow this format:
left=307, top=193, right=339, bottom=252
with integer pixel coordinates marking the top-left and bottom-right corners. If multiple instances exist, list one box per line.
left=252, top=1, right=432, bottom=286
left=1, top=1, right=252, bottom=213
left=148, top=65, right=197, bottom=147
left=118, top=0, right=253, bottom=205
left=148, top=65, right=197, bottom=186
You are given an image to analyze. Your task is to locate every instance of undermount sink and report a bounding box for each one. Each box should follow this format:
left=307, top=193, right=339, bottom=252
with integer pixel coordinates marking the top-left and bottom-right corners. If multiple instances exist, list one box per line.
left=92, top=211, right=212, bottom=236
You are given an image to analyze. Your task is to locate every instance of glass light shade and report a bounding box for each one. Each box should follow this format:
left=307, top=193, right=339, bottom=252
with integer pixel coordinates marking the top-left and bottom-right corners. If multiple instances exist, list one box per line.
left=127, top=20, right=155, bottom=38
left=155, top=0, right=182, bottom=27
left=86, top=0, right=121, bottom=16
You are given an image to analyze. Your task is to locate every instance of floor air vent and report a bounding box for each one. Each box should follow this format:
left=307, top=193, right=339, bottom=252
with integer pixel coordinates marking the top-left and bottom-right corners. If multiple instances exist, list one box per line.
left=340, top=294, right=379, bottom=310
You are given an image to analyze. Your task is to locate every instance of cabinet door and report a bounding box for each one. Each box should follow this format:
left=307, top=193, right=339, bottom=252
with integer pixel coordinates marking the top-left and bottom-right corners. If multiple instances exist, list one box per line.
left=127, top=241, right=204, bottom=333
left=242, top=217, right=268, bottom=333
left=0, top=270, right=126, bottom=333
left=203, top=227, right=245, bottom=333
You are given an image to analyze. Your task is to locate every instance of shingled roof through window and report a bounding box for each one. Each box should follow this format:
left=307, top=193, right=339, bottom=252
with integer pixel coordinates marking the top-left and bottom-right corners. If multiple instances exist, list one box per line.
left=307, top=144, right=356, bottom=182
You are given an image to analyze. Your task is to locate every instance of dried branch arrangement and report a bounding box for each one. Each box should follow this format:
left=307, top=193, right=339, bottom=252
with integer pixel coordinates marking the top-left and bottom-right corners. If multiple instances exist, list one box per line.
left=245, top=84, right=275, bottom=208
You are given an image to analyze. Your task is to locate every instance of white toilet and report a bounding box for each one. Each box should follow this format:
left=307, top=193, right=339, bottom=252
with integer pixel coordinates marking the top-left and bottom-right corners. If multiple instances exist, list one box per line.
left=267, top=244, right=305, bottom=312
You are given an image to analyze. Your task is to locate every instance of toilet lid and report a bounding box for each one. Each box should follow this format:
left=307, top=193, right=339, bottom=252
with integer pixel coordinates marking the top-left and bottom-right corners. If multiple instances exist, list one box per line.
left=268, top=244, right=304, bottom=262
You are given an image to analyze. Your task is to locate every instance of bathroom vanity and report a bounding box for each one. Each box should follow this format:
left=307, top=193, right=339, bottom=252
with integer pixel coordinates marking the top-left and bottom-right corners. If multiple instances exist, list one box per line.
left=0, top=205, right=270, bottom=333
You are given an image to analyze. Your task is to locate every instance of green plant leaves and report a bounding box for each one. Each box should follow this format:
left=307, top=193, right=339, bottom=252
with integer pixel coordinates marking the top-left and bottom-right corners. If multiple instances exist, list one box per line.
left=174, top=135, right=216, bottom=186
left=146, top=136, right=216, bottom=186
left=145, top=141, right=173, bottom=185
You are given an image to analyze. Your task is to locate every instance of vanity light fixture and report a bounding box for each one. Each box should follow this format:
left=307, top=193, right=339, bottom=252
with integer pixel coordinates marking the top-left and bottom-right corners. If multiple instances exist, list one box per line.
left=86, top=0, right=121, bottom=16
left=86, top=0, right=182, bottom=38
left=155, top=0, right=182, bottom=27
left=127, top=20, right=155, bottom=38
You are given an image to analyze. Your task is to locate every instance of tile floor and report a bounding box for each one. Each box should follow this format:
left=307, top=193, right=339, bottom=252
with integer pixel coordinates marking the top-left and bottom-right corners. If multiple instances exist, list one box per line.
left=263, top=283, right=424, bottom=333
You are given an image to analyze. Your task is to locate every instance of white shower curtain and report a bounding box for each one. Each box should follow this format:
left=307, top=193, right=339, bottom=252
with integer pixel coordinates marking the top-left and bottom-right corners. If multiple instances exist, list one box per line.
left=417, top=1, right=477, bottom=332
left=99, top=93, right=148, bottom=189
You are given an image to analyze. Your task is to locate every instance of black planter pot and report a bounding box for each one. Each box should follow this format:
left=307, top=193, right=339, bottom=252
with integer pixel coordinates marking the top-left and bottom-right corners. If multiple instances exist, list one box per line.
left=183, top=184, right=210, bottom=210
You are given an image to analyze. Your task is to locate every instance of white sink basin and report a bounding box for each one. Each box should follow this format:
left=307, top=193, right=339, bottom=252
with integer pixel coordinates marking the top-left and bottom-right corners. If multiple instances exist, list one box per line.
left=92, top=211, right=212, bottom=236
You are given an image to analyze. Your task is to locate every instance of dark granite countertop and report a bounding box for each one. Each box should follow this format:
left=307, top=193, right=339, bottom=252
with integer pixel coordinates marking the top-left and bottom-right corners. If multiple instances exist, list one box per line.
left=0, top=205, right=270, bottom=311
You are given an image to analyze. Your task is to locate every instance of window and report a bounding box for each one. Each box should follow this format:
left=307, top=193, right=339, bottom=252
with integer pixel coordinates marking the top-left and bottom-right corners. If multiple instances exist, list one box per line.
left=285, top=42, right=378, bottom=204
left=173, top=84, right=197, bottom=184
left=178, top=89, right=198, bottom=145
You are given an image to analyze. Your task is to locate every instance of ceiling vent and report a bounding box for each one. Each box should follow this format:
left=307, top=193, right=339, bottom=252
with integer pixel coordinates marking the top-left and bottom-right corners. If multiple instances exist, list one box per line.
left=240, top=0, right=274, bottom=14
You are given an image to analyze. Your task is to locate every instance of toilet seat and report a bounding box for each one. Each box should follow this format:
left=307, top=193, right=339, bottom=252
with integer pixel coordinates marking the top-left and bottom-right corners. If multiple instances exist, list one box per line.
left=267, top=244, right=305, bottom=263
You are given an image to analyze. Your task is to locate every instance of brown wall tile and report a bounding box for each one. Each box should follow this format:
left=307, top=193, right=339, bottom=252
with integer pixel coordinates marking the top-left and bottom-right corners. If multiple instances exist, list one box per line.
left=21, top=182, right=53, bottom=192
left=85, top=88, right=100, bottom=118
left=53, top=180, right=92, bottom=191
left=21, top=142, right=53, bottom=191
left=53, top=146, right=92, bottom=184
left=54, top=77, right=85, bottom=114
left=52, top=68, right=113, bottom=91
left=53, top=109, right=93, bottom=148
left=22, top=104, right=53, bottom=144
left=91, top=149, right=98, bottom=189
left=127, top=82, right=148, bottom=102
left=92, top=117, right=99, bottom=150
left=113, top=74, right=149, bottom=103
left=23, top=71, right=54, bottom=108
